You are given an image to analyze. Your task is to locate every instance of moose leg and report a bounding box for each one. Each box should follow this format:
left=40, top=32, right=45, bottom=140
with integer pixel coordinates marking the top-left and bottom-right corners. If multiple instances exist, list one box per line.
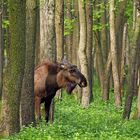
left=44, top=93, right=56, bottom=123
left=44, top=97, right=52, bottom=122
left=35, top=96, right=41, bottom=121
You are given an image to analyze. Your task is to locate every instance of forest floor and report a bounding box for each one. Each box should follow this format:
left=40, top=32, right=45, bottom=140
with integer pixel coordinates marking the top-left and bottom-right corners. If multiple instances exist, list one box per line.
left=1, top=81, right=140, bottom=140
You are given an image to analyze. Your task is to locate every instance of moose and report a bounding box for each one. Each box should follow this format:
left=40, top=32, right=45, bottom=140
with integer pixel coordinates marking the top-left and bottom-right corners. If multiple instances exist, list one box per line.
left=34, top=60, right=87, bottom=122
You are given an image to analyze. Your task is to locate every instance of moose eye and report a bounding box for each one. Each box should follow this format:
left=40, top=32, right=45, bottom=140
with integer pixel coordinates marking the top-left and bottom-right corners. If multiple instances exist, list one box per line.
left=69, top=69, right=76, bottom=73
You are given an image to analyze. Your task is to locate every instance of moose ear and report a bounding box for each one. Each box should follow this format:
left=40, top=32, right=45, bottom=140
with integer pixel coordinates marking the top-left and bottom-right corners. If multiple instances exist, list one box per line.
left=59, top=64, right=67, bottom=70
left=60, top=64, right=65, bottom=68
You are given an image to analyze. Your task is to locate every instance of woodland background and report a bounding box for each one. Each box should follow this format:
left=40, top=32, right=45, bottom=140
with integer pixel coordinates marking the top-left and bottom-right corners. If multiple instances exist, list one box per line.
left=0, top=0, right=140, bottom=139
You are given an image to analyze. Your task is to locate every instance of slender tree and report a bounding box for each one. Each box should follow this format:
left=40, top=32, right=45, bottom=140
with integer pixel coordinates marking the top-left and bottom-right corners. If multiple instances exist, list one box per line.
left=72, top=0, right=79, bottom=65
left=120, top=23, right=128, bottom=96
left=115, top=0, right=127, bottom=95
left=1, top=0, right=26, bottom=135
left=78, top=0, right=90, bottom=107
left=40, top=0, right=56, bottom=60
left=101, top=0, right=109, bottom=64
left=20, top=0, right=37, bottom=126
left=39, top=0, right=48, bottom=61
left=123, top=1, right=140, bottom=119
left=55, top=0, right=64, bottom=100
left=65, top=0, right=72, bottom=62
left=95, top=37, right=105, bottom=95
left=137, top=70, right=140, bottom=118
left=94, top=1, right=105, bottom=93
left=39, top=0, right=56, bottom=122
left=115, top=0, right=127, bottom=57
left=47, top=0, right=56, bottom=122
left=109, top=0, right=121, bottom=107
left=102, top=51, right=112, bottom=101
left=0, top=1, right=3, bottom=100
left=86, top=0, right=93, bottom=100
left=55, top=0, right=64, bottom=61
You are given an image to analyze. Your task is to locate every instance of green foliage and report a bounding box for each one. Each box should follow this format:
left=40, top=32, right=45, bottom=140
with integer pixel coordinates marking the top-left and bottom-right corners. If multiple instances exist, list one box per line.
left=2, top=20, right=9, bottom=29
left=2, top=81, right=140, bottom=140
left=93, top=2, right=109, bottom=31
left=64, top=18, right=76, bottom=36
left=93, top=23, right=109, bottom=31
left=125, top=0, right=133, bottom=25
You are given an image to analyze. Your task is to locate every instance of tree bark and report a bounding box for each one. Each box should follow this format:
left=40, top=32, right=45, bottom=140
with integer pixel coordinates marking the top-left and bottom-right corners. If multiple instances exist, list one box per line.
left=20, top=0, right=37, bottom=127
left=1, top=0, right=26, bottom=135
left=137, top=70, right=140, bottom=118
left=35, top=0, right=40, bottom=65
left=109, top=0, right=121, bottom=107
left=46, top=0, right=56, bottom=61
left=86, top=0, right=93, bottom=100
left=115, top=0, right=127, bottom=56
left=101, top=0, right=108, bottom=64
left=95, top=32, right=105, bottom=95
left=39, top=0, right=56, bottom=122
left=72, top=0, right=79, bottom=65
left=78, top=0, right=90, bottom=107
left=0, top=1, right=4, bottom=100
left=65, top=0, right=72, bottom=62
left=40, top=0, right=56, bottom=62
left=40, top=0, right=47, bottom=61
left=46, top=0, right=56, bottom=123
left=102, top=51, right=112, bottom=101
left=115, top=1, right=127, bottom=96
left=123, top=4, right=140, bottom=119
left=55, top=0, right=64, bottom=61
left=55, top=0, right=64, bottom=100
left=120, top=24, right=128, bottom=96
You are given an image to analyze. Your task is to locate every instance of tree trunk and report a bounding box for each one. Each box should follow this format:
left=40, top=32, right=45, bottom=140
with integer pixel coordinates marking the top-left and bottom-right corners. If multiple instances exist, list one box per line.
left=94, top=1, right=105, bottom=93
left=65, top=0, right=72, bottom=62
left=0, top=2, right=4, bottom=100
left=120, top=24, right=128, bottom=96
left=115, top=1, right=127, bottom=95
left=1, top=0, right=26, bottom=136
left=115, top=0, right=127, bottom=57
left=102, top=51, right=112, bottom=101
left=133, top=1, right=137, bottom=30
left=40, top=0, right=48, bottom=61
left=101, top=0, right=108, bottom=64
left=46, top=0, right=56, bottom=61
left=72, top=0, right=79, bottom=65
left=20, top=0, right=37, bottom=127
left=47, top=0, right=56, bottom=123
left=39, top=0, right=56, bottom=122
left=109, top=0, right=121, bottom=107
left=35, top=0, right=40, bottom=65
left=137, top=70, right=140, bottom=118
left=55, top=0, right=64, bottom=100
left=95, top=32, right=105, bottom=95
left=55, top=0, right=64, bottom=61
left=123, top=4, right=140, bottom=119
left=78, top=0, right=90, bottom=107
left=133, top=49, right=139, bottom=96
left=86, top=0, right=93, bottom=100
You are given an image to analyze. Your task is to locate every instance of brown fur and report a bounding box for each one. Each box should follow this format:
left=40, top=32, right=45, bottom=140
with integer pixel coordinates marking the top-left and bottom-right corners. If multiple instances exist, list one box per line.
left=34, top=60, right=87, bottom=122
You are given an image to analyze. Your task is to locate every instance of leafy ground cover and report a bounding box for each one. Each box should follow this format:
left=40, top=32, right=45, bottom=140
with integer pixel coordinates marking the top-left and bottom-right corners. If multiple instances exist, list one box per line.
left=1, top=83, right=140, bottom=140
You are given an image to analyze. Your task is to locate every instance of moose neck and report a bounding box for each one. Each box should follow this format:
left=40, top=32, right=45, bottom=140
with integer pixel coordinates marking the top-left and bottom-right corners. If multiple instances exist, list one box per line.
left=56, top=71, right=70, bottom=88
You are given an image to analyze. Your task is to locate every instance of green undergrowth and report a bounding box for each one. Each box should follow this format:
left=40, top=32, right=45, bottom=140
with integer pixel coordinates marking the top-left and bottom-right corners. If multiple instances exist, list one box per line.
left=1, top=83, right=140, bottom=140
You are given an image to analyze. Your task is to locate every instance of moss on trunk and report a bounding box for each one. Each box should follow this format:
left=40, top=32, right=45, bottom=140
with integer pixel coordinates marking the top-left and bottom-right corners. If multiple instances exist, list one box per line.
left=2, top=0, right=26, bottom=136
